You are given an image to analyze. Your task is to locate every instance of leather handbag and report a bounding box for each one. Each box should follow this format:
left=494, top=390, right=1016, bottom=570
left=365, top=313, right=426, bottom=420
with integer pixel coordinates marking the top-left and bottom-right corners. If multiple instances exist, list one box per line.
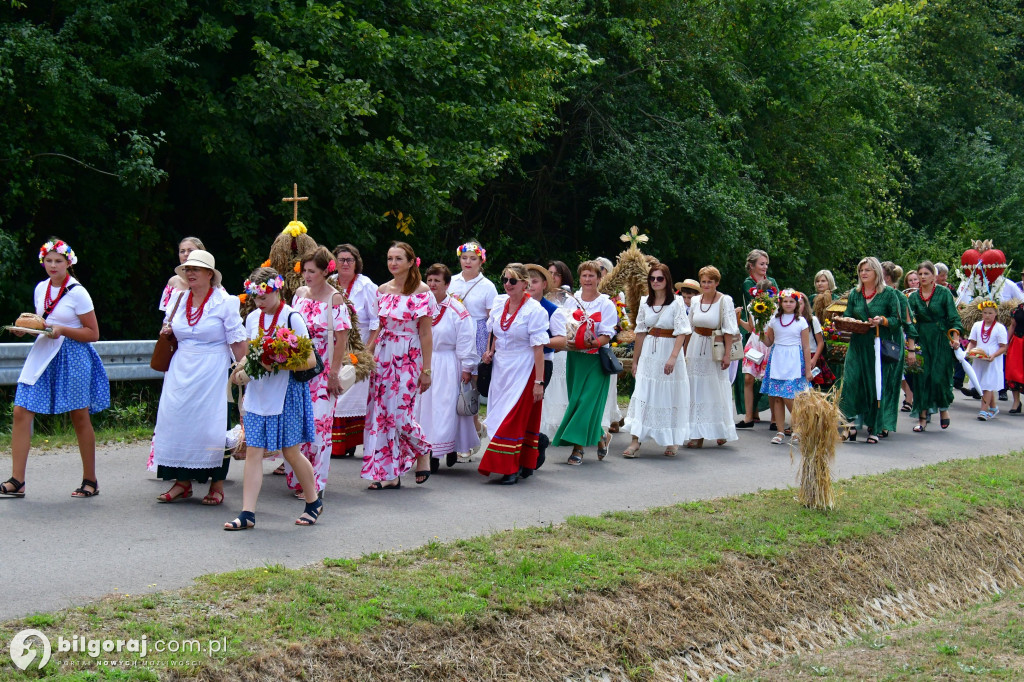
left=150, top=293, right=184, bottom=372
left=476, top=360, right=492, bottom=397
left=598, top=345, right=623, bottom=375
left=456, top=380, right=480, bottom=416
left=879, top=338, right=901, bottom=364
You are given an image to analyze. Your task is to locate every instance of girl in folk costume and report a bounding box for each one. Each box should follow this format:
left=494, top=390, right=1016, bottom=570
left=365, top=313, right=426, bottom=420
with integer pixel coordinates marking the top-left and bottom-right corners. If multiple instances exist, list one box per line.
left=2, top=239, right=110, bottom=499
left=290, top=247, right=351, bottom=496
left=225, top=268, right=320, bottom=530
left=363, top=242, right=436, bottom=489
left=478, top=264, right=550, bottom=484
left=152, top=250, right=247, bottom=506
left=684, top=265, right=739, bottom=448
left=966, top=300, right=1008, bottom=420
left=449, top=241, right=498, bottom=436
left=420, top=264, right=480, bottom=469
left=760, top=290, right=814, bottom=445
left=622, top=263, right=692, bottom=458
left=330, top=243, right=379, bottom=458
left=552, top=260, right=618, bottom=465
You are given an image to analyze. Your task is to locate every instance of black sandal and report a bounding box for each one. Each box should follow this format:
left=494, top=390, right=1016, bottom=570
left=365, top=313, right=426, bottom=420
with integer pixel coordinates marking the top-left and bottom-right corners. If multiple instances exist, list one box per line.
left=71, top=478, right=99, bottom=498
left=940, top=418, right=951, bottom=429
left=901, top=400, right=912, bottom=412
left=783, top=427, right=793, bottom=437
left=367, top=479, right=401, bottom=490
left=295, top=498, right=323, bottom=526
left=846, top=428, right=858, bottom=442
left=0, top=477, right=25, bottom=498
left=866, top=434, right=879, bottom=444
left=415, top=469, right=430, bottom=485
left=224, top=511, right=256, bottom=531
left=567, top=447, right=584, bottom=466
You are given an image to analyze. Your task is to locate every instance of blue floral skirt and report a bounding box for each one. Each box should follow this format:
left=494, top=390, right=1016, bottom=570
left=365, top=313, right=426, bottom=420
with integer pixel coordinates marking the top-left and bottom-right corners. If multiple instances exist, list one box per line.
left=243, top=377, right=315, bottom=451
left=15, top=339, right=110, bottom=415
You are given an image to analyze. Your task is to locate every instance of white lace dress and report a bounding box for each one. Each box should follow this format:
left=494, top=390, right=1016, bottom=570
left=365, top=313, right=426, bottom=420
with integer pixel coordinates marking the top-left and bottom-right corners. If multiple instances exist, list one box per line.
left=624, top=300, right=692, bottom=445
left=686, top=294, right=739, bottom=442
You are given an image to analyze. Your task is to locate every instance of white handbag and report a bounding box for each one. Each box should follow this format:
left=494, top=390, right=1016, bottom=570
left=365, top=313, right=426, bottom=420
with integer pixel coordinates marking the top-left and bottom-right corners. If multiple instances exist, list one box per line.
left=712, top=329, right=744, bottom=362
left=337, top=364, right=357, bottom=392
left=456, top=380, right=479, bottom=416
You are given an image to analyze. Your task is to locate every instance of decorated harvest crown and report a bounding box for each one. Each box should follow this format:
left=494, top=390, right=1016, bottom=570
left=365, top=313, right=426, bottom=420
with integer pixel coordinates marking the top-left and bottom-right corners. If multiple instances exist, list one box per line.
left=38, top=239, right=77, bottom=265
left=977, top=299, right=998, bottom=311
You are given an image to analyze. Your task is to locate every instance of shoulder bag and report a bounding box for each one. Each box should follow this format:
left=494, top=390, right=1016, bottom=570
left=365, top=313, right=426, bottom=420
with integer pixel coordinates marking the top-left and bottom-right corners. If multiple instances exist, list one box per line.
left=477, top=332, right=495, bottom=396
left=150, top=292, right=184, bottom=372
left=712, top=330, right=744, bottom=363
left=598, top=344, right=623, bottom=375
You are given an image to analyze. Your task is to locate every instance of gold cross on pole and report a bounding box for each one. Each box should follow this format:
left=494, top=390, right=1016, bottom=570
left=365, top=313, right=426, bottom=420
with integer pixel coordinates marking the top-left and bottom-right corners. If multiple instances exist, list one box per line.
left=282, top=183, right=308, bottom=222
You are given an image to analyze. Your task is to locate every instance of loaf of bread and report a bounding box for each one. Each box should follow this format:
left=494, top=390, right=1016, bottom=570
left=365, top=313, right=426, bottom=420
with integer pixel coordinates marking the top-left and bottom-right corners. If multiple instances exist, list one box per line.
left=15, top=313, right=46, bottom=330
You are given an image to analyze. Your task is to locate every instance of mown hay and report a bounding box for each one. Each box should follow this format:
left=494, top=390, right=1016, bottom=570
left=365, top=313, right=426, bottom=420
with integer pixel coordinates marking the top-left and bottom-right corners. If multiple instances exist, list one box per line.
left=177, top=509, right=1024, bottom=682
left=791, top=387, right=843, bottom=510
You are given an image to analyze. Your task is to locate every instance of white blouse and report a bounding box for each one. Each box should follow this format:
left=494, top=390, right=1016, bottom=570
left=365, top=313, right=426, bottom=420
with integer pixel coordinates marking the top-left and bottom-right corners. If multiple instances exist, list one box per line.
left=339, top=274, right=379, bottom=334
left=243, top=304, right=309, bottom=416
left=18, top=277, right=96, bottom=385
left=450, top=272, right=498, bottom=321
left=487, top=295, right=550, bottom=351
left=688, top=294, right=739, bottom=335
left=434, top=295, right=478, bottom=371
left=568, top=291, right=618, bottom=338
left=635, top=298, right=691, bottom=336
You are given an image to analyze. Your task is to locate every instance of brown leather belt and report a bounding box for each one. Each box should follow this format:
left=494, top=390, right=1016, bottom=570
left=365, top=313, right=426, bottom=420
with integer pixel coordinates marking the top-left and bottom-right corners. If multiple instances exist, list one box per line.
left=692, top=326, right=715, bottom=337
left=647, top=328, right=675, bottom=338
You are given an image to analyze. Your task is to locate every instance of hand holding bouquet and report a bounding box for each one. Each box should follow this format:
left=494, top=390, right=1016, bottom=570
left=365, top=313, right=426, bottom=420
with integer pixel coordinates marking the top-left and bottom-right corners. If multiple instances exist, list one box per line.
left=748, top=287, right=778, bottom=335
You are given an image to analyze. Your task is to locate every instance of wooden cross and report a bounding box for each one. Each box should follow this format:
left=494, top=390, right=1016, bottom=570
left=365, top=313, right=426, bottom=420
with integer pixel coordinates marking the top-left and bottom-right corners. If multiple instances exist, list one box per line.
left=282, top=183, right=308, bottom=222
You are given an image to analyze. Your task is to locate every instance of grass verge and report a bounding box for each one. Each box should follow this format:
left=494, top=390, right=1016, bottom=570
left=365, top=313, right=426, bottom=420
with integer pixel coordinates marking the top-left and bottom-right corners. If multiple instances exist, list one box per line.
left=1, top=453, right=1023, bottom=680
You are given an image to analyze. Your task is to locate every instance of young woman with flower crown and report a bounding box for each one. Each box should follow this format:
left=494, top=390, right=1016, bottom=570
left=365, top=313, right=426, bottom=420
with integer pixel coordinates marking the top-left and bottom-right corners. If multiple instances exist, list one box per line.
left=289, top=246, right=351, bottom=497
left=1, top=238, right=110, bottom=499
left=225, top=267, right=321, bottom=530
left=362, top=242, right=436, bottom=488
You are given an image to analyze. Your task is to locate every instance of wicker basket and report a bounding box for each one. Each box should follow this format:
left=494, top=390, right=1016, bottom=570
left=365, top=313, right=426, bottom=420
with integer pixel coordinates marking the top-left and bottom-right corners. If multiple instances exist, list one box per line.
left=831, top=316, right=872, bottom=335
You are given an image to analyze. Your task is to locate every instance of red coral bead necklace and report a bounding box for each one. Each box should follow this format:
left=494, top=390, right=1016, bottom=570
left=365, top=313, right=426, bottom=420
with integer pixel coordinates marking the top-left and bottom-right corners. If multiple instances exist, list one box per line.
left=185, top=287, right=214, bottom=327
left=43, top=274, right=71, bottom=317
left=500, top=295, right=527, bottom=331
left=259, top=301, right=284, bottom=334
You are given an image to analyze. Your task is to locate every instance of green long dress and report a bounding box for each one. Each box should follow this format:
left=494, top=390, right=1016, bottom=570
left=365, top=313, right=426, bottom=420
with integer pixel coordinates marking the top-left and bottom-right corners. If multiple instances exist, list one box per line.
left=907, top=286, right=961, bottom=414
left=733, top=275, right=777, bottom=415
left=839, top=287, right=905, bottom=433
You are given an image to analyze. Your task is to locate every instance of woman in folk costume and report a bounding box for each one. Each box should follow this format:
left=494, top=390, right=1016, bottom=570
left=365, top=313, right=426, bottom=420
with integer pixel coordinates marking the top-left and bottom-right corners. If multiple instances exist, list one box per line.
left=622, top=262, right=692, bottom=457
left=907, top=260, right=960, bottom=433
left=420, top=263, right=480, bottom=470
left=552, top=260, right=618, bottom=465
left=685, top=265, right=740, bottom=448
left=449, top=241, right=498, bottom=437
left=840, top=257, right=913, bottom=442
left=330, top=243, right=379, bottom=458
left=289, top=246, right=351, bottom=497
left=478, top=264, right=550, bottom=484
left=152, top=250, right=248, bottom=505
left=225, top=267, right=320, bottom=530
left=2, top=238, right=110, bottom=499
left=362, top=242, right=436, bottom=488
left=540, top=262, right=575, bottom=440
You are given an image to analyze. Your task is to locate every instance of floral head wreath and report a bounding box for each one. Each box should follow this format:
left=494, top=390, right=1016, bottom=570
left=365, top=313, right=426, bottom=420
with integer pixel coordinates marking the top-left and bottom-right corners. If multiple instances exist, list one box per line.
left=977, top=299, right=998, bottom=311
left=38, top=239, right=78, bottom=265
left=778, top=288, right=801, bottom=300
left=282, top=221, right=307, bottom=238
left=456, top=242, right=486, bottom=263
left=243, top=275, right=285, bottom=296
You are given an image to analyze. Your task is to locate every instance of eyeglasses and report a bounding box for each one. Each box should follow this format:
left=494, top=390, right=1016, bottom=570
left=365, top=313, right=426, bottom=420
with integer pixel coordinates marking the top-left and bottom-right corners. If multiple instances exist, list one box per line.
left=501, top=277, right=521, bottom=286
left=181, top=266, right=204, bottom=273
left=649, top=275, right=665, bottom=282
left=336, top=257, right=355, bottom=264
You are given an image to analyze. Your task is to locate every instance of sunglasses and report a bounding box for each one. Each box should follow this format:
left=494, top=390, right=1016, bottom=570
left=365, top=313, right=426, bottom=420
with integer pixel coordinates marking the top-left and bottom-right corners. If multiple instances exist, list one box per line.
left=501, top=277, right=521, bottom=286
left=648, top=275, right=666, bottom=282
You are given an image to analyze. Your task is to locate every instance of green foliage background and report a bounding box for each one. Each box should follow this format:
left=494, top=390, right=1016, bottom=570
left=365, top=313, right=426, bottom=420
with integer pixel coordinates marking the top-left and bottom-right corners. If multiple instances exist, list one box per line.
left=1, top=0, right=1022, bottom=338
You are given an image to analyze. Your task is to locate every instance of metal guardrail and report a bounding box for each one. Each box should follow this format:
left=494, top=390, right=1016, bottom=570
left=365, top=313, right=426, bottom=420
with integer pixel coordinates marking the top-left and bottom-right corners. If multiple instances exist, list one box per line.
left=0, top=340, right=162, bottom=386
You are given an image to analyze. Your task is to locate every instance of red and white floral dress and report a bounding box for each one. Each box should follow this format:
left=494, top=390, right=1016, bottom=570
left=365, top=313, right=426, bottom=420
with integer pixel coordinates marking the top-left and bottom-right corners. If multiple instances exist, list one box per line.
left=285, top=294, right=351, bottom=493
left=361, top=290, right=438, bottom=481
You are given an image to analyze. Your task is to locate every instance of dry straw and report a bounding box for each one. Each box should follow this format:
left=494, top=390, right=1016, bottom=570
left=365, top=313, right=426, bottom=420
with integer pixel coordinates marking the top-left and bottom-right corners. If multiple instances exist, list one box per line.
left=790, top=384, right=844, bottom=510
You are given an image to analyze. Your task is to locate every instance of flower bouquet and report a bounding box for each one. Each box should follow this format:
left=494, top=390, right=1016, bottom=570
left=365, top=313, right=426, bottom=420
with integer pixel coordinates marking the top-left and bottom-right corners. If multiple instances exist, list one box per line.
left=233, top=327, right=315, bottom=385
left=822, top=318, right=849, bottom=363
left=748, top=287, right=778, bottom=334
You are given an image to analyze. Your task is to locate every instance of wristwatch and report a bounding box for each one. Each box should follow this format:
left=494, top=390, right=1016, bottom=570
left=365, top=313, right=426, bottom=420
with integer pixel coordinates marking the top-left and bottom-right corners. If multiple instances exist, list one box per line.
left=534, top=379, right=544, bottom=385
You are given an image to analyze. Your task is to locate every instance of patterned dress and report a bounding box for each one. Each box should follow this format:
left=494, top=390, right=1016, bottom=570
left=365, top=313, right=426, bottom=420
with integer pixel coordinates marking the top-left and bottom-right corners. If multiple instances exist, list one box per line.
left=287, top=294, right=351, bottom=492
left=362, top=289, right=438, bottom=481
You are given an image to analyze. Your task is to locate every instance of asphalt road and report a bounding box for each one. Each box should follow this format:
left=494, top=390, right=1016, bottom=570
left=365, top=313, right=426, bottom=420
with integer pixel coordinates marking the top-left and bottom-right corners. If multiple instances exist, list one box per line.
left=0, top=394, right=1017, bottom=621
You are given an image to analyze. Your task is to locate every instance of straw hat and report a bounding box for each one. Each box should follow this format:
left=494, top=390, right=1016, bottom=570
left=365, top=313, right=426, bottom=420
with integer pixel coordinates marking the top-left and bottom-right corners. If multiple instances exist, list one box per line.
left=175, top=250, right=222, bottom=288
left=524, top=264, right=554, bottom=293
left=678, top=278, right=700, bottom=293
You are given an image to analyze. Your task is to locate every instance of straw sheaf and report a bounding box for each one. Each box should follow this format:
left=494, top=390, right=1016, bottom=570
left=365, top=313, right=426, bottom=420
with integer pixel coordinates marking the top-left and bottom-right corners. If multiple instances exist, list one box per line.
left=790, top=385, right=844, bottom=510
